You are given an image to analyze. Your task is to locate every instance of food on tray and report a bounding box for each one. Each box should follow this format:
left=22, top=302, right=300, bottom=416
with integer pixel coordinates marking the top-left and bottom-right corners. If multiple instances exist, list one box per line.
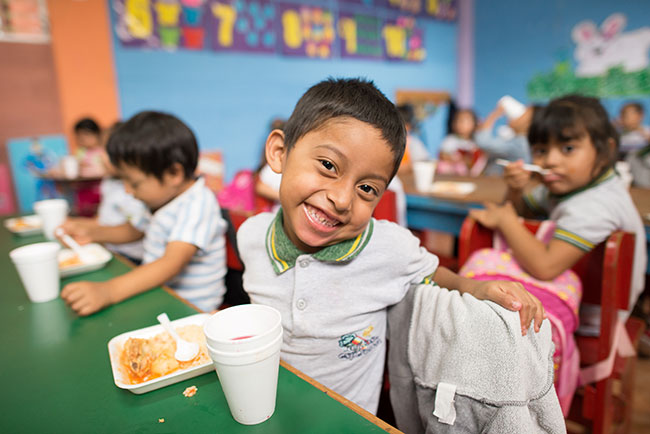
left=430, top=181, right=476, bottom=196
left=119, top=325, right=209, bottom=384
left=9, top=218, right=39, bottom=230
left=59, top=254, right=84, bottom=268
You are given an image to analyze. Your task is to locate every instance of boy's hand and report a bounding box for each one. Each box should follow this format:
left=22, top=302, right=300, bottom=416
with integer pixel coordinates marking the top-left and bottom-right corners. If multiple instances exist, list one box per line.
left=470, top=280, right=545, bottom=335
left=61, top=280, right=113, bottom=316
left=58, top=218, right=97, bottom=245
left=503, top=160, right=532, bottom=191
left=469, top=201, right=518, bottom=230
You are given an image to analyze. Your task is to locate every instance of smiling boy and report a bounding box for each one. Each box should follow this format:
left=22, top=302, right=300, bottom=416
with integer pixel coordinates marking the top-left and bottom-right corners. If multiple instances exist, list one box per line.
left=237, top=78, right=544, bottom=413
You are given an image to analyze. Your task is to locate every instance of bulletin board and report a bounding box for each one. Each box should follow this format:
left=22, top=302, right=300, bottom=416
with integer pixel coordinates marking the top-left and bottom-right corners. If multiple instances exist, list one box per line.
left=113, top=0, right=456, bottom=62
left=0, top=0, right=49, bottom=43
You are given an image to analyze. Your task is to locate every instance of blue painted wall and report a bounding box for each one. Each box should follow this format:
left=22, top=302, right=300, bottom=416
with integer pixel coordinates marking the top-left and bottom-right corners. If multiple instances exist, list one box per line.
left=474, top=0, right=650, bottom=123
left=109, top=3, right=458, bottom=181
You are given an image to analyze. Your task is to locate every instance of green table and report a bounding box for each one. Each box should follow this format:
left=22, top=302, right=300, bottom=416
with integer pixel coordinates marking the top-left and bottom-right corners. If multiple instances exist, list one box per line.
left=0, top=223, right=399, bottom=434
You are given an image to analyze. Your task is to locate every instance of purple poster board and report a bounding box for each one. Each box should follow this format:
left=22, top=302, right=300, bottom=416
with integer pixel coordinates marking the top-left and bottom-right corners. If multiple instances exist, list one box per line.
left=277, top=2, right=335, bottom=59
left=113, top=0, right=209, bottom=50
left=209, top=0, right=276, bottom=53
left=382, top=15, right=425, bottom=62
left=338, top=11, right=383, bottom=60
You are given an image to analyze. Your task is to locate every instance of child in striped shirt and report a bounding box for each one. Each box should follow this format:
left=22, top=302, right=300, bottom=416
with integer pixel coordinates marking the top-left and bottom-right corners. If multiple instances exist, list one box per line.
left=60, top=111, right=227, bottom=315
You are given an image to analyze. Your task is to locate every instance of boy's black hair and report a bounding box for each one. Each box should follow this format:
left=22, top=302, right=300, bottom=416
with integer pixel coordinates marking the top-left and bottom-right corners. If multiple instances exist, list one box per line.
left=74, top=117, right=101, bottom=135
left=528, top=94, right=618, bottom=175
left=106, top=111, right=198, bottom=180
left=621, top=101, right=645, bottom=115
left=283, top=78, right=406, bottom=179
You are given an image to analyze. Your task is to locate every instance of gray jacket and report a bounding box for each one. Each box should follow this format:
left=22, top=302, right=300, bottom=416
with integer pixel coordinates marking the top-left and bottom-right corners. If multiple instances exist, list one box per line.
left=387, top=285, right=566, bottom=434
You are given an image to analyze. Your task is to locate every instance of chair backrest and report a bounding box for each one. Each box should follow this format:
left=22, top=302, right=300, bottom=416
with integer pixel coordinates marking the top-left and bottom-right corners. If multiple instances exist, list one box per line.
left=221, top=208, right=251, bottom=271
left=458, top=217, right=635, bottom=363
left=373, top=189, right=398, bottom=223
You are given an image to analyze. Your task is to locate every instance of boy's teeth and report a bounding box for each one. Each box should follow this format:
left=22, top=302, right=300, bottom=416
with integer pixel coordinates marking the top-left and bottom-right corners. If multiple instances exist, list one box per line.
left=307, top=206, right=338, bottom=227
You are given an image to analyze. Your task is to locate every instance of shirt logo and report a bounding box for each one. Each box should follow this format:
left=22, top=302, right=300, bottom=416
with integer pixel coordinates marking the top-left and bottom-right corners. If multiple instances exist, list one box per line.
left=337, top=326, right=380, bottom=361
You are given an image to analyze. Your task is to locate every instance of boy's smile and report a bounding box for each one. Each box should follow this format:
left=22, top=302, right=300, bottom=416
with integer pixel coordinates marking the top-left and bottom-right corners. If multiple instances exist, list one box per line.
left=267, top=117, right=395, bottom=253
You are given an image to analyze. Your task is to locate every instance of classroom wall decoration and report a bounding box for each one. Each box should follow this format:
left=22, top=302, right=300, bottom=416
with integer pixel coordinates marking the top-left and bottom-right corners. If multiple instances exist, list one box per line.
left=7, top=135, right=67, bottom=213
left=527, top=13, right=650, bottom=99
left=0, top=0, right=49, bottom=43
left=113, top=0, right=456, bottom=61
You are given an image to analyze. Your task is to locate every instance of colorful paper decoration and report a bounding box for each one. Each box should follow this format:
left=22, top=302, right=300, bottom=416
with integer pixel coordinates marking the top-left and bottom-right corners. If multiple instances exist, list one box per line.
left=278, top=2, right=335, bottom=59
left=338, top=11, right=383, bottom=59
left=210, top=0, right=276, bottom=53
left=383, top=15, right=425, bottom=61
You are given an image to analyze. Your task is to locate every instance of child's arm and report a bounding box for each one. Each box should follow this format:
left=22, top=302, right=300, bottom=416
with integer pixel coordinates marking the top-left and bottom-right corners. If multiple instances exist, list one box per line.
left=433, top=266, right=544, bottom=335
left=60, top=241, right=197, bottom=316
left=469, top=202, right=586, bottom=280
left=502, top=160, right=538, bottom=217
left=59, top=218, right=143, bottom=245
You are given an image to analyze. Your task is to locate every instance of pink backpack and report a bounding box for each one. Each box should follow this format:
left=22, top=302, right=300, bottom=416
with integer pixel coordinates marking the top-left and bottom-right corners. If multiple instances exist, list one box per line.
left=459, top=220, right=581, bottom=416
left=217, top=170, right=256, bottom=212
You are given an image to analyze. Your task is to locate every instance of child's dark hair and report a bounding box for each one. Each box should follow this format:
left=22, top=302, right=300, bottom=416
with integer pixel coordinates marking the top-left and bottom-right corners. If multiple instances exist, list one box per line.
left=528, top=94, right=618, bottom=176
left=446, top=100, right=477, bottom=135
left=283, top=78, right=406, bottom=179
left=621, top=101, right=645, bottom=115
left=74, top=117, right=101, bottom=135
left=106, top=111, right=198, bottom=180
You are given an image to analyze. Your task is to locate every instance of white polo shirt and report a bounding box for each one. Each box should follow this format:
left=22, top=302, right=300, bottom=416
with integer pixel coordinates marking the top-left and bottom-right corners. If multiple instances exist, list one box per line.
left=142, top=177, right=227, bottom=311
left=524, top=169, right=647, bottom=315
left=237, top=210, right=439, bottom=413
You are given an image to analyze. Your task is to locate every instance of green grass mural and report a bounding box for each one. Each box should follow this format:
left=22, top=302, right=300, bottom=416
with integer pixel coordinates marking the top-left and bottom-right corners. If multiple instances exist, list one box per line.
left=527, top=62, right=650, bottom=100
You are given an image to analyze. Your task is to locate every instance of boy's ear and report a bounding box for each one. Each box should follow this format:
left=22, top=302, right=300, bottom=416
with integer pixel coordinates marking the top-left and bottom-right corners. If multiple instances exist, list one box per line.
left=164, top=162, right=186, bottom=185
left=265, top=129, right=287, bottom=174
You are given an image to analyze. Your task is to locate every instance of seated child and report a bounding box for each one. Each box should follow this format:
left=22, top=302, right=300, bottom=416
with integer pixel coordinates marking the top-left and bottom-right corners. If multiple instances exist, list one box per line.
left=237, top=78, right=544, bottom=414
left=438, top=105, right=486, bottom=176
left=475, top=99, right=537, bottom=175
left=388, top=284, right=565, bottom=433
left=396, top=103, right=431, bottom=175
left=60, top=111, right=228, bottom=315
left=74, top=117, right=105, bottom=178
left=467, top=94, right=647, bottom=413
left=618, top=101, right=650, bottom=158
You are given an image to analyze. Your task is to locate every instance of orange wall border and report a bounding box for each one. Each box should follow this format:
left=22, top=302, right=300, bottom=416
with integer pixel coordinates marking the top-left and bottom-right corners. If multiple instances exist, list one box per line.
left=47, top=0, right=120, bottom=150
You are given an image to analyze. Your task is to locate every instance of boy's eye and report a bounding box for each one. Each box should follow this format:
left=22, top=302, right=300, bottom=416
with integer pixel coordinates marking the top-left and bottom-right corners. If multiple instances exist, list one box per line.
left=562, top=145, right=574, bottom=153
left=531, top=147, right=546, bottom=156
left=358, top=184, right=377, bottom=196
left=320, top=160, right=335, bottom=171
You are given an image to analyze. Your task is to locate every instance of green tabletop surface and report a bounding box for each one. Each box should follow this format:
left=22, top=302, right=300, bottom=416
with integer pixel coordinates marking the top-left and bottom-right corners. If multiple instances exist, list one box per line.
left=0, top=220, right=396, bottom=433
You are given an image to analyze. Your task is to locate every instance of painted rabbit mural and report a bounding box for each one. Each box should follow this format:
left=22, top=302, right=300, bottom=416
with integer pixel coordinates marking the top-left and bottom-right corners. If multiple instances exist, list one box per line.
left=572, top=13, right=650, bottom=77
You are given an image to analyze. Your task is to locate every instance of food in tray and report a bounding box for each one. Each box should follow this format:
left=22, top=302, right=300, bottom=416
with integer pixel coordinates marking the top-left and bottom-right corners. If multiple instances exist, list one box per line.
left=430, top=181, right=476, bottom=196
left=119, top=325, right=210, bottom=385
left=59, top=254, right=84, bottom=269
left=10, top=218, right=37, bottom=230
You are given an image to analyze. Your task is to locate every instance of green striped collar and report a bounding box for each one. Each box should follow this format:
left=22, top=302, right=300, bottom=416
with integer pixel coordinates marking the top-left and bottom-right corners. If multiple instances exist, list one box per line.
left=551, top=168, right=616, bottom=202
left=265, top=209, right=374, bottom=275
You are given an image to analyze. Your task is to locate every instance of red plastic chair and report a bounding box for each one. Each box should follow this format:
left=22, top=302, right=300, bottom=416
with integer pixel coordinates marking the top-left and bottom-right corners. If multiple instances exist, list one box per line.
left=373, top=189, right=398, bottom=223
left=458, top=217, right=645, bottom=434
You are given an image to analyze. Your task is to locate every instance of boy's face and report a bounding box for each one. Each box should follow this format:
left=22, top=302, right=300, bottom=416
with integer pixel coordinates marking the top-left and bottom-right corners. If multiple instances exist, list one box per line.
left=266, top=118, right=395, bottom=253
left=118, top=163, right=182, bottom=211
left=621, top=107, right=643, bottom=130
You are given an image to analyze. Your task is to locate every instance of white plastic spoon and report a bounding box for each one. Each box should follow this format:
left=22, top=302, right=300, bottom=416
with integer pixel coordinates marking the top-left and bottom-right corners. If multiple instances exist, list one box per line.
left=495, top=159, right=551, bottom=176
left=157, top=313, right=199, bottom=362
left=54, top=227, right=94, bottom=263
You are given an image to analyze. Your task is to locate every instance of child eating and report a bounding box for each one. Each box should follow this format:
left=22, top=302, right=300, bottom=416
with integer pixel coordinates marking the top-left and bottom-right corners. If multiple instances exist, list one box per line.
left=60, top=112, right=227, bottom=315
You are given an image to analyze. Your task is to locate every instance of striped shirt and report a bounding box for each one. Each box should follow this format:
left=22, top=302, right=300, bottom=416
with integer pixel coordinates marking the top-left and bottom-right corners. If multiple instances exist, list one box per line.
left=142, top=177, right=227, bottom=311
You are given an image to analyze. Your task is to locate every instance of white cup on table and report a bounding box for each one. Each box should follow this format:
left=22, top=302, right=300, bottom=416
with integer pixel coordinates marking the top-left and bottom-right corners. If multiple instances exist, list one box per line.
left=9, top=242, right=61, bottom=303
left=204, top=304, right=283, bottom=425
left=33, top=199, right=69, bottom=240
left=413, top=160, right=437, bottom=193
left=61, top=156, right=79, bottom=179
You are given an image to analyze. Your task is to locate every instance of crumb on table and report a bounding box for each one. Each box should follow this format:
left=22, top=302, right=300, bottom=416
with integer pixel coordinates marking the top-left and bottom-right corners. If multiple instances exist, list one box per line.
left=158, top=418, right=164, bottom=423
left=183, top=385, right=198, bottom=397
